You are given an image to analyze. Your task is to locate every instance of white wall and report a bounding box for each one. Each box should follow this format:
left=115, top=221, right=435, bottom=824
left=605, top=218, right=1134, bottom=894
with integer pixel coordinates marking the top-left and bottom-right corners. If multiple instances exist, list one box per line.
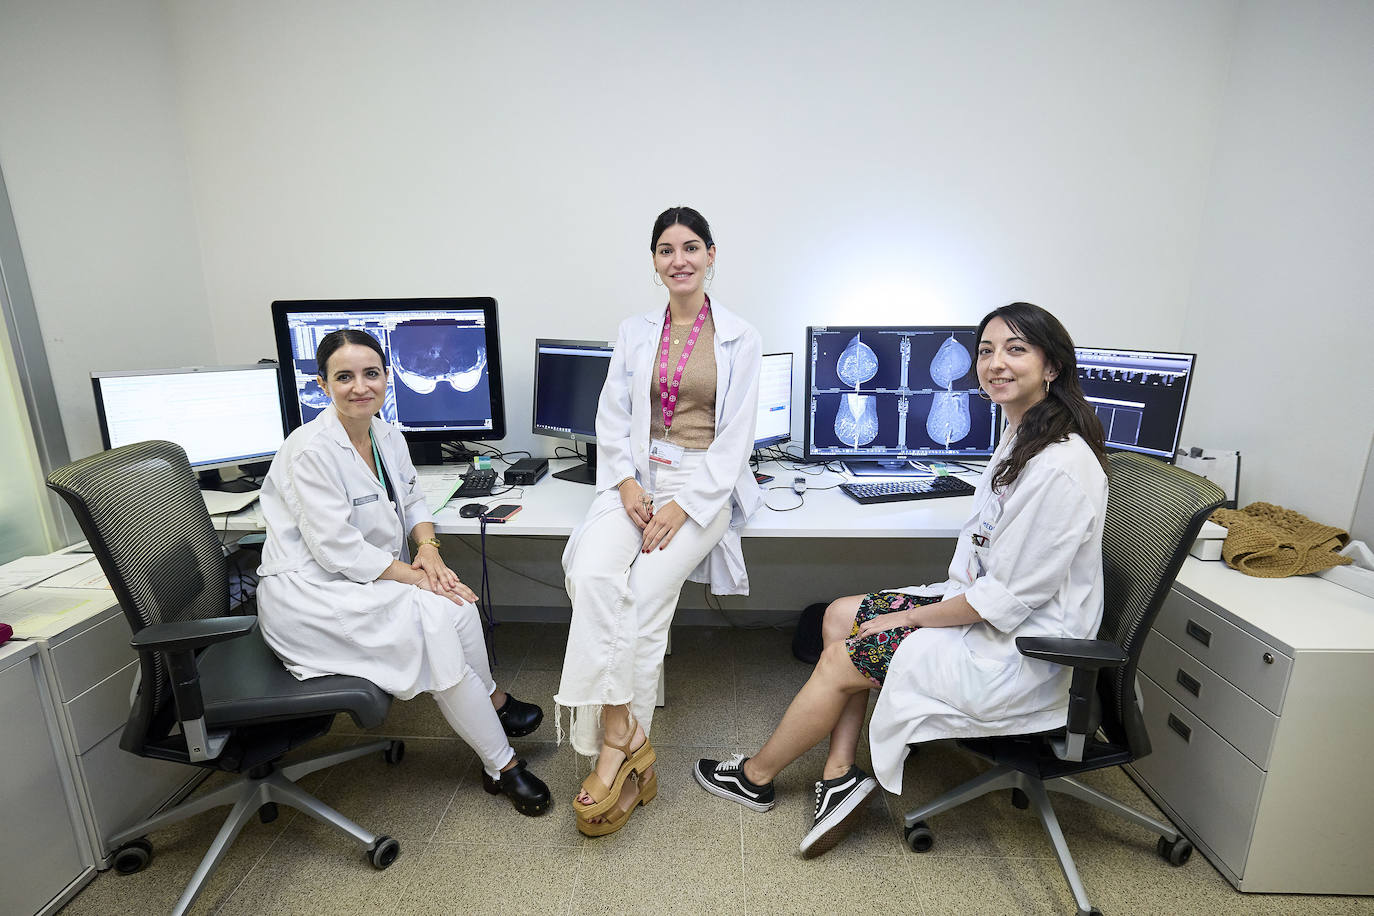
left=164, top=0, right=1238, bottom=448
left=1180, top=0, right=1374, bottom=528
left=0, top=0, right=216, bottom=461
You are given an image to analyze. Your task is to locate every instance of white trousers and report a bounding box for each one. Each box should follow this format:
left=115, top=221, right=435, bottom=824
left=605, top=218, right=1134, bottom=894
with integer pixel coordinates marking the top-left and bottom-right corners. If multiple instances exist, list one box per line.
left=555, top=451, right=731, bottom=756
left=428, top=598, right=515, bottom=779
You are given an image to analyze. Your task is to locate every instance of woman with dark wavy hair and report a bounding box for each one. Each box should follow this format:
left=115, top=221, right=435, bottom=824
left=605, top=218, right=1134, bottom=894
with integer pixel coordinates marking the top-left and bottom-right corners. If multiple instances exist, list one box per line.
left=695, top=302, right=1108, bottom=858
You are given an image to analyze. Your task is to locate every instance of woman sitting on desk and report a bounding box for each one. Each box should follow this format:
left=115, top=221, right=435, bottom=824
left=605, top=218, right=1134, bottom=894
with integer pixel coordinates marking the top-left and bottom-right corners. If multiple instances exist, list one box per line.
left=695, top=302, right=1109, bottom=857
left=555, top=206, right=764, bottom=836
left=255, top=329, right=552, bottom=816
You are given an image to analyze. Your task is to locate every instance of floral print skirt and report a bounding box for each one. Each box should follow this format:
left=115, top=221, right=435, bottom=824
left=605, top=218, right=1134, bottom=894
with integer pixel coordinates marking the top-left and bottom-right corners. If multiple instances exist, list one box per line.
left=845, top=591, right=939, bottom=686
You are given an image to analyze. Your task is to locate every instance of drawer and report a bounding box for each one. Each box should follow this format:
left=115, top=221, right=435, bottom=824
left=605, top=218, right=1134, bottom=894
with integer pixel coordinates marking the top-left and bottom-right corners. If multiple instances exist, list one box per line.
left=1154, top=589, right=1291, bottom=713
left=48, top=608, right=135, bottom=701
left=68, top=659, right=138, bottom=754
left=1132, top=673, right=1265, bottom=878
left=81, top=726, right=197, bottom=853
left=1139, top=633, right=1278, bottom=769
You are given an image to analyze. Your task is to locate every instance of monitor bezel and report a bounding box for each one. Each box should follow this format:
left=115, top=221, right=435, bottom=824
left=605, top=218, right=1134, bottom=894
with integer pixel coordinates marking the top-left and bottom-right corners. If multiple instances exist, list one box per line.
left=530, top=337, right=614, bottom=445
left=754, top=351, right=794, bottom=450
left=1074, top=345, right=1198, bottom=463
left=802, top=325, right=1000, bottom=463
left=271, top=297, right=507, bottom=442
left=90, top=363, right=288, bottom=470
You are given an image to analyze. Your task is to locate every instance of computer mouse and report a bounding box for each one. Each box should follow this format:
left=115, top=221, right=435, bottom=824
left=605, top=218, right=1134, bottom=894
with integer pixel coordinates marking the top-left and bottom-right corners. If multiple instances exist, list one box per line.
left=459, top=503, right=487, bottom=519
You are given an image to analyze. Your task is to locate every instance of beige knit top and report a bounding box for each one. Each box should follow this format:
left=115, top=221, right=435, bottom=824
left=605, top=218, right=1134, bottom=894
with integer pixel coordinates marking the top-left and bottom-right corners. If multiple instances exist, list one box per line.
left=649, top=312, right=717, bottom=448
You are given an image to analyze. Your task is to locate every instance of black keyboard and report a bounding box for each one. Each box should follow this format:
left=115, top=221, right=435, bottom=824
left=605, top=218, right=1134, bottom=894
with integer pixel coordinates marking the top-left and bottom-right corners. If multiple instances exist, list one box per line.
left=453, top=468, right=498, bottom=498
left=841, top=476, right=976, bottom=505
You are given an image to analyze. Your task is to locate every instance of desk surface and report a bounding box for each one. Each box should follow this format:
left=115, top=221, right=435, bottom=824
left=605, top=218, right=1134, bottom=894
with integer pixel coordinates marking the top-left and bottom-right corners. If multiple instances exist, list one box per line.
left=425, top=459, right=980, bottom=538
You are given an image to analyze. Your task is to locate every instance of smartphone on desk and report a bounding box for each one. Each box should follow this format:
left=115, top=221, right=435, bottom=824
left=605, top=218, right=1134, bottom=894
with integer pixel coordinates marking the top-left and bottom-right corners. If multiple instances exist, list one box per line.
left=482, top=504, right=522, bottom=523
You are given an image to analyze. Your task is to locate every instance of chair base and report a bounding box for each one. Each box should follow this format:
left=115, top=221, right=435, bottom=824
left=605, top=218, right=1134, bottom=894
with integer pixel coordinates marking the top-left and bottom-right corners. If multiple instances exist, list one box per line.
left=107, top=738, right=396, bottom=916
left=904, top=764, right=1184, bottom=916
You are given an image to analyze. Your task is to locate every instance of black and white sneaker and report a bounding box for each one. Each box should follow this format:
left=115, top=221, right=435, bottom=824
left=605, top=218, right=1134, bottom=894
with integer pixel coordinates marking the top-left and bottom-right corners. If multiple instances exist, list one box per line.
left=799, top=765, right=878, bottom=858
left=693, top=754, right=776, bottom=812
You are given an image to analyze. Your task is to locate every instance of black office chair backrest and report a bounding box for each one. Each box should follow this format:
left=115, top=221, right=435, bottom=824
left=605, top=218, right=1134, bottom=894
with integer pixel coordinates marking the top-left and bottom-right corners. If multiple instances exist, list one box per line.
left=1097, top=452, right=1225, bottom=757
left=47, top=441, right=229, bottom=746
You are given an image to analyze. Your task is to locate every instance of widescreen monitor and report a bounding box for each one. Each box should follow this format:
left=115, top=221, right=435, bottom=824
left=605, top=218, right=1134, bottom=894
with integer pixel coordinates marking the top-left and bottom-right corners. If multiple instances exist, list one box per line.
left=1075, top=346, right=1196, bottom=460
left=531, top=338, right=613, bottom=484
left=755, top=352, right=793, bottom=449
left=804, top=325, right=1000, bottom=475
left=271, top=298, right=507, bottom=458
left=91, top=364, right=287, bottom=483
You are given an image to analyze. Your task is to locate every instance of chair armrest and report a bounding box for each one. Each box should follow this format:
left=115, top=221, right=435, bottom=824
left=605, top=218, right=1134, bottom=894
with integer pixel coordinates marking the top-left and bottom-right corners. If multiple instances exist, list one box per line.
left=1015, top=637, right=1128, bottom=763
left=128, top=616, right=256, bottom=763
left=1015, top=637, right=1128, bottom=670
left=130, top=616, right=258, bottom=653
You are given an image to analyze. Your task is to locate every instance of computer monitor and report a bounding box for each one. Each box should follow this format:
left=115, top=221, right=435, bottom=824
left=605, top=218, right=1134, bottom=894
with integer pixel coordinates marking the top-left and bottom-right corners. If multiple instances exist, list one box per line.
left=804, top=325, right=1000, bottom=475
left=91, top=364, right=287, bottom=489
left=1075, top=346, right=1196, bottom=461
left=755, top=352, right=793, bottom=449
left=271, top=297, right=506, bottom=463
left=531, top=338, right=613, bottom=484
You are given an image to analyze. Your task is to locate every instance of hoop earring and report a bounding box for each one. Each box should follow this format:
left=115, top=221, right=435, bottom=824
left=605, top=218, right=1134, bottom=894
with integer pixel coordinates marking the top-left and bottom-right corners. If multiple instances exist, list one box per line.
left=652, top=272, right=664, bottom=287
left=706, top=265, right=715, bottom=288
left=977, top=388, right=991, bottom=401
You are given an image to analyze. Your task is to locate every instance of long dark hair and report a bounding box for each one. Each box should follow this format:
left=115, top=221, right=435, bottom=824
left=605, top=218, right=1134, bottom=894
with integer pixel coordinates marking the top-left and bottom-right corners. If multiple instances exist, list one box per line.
left=650, top=206, right=715, bottom=250
left=316, top=328, right=388, bottom=379
left=979, top=302, right=1107, bottom=490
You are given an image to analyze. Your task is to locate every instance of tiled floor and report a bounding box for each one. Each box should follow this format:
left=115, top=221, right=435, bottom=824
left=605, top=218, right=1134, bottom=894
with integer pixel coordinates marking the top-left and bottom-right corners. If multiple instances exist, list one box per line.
left=61, top=624, right=1373, bottom=915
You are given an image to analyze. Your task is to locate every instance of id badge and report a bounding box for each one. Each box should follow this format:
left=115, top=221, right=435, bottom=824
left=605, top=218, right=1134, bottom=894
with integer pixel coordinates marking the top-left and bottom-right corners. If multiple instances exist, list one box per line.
left=648, top=439, right=685, bottom=467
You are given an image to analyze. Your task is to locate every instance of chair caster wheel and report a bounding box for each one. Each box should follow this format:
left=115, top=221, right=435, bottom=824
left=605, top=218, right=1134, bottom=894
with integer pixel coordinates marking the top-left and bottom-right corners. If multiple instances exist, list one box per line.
left=368, top=836, right=400, bottom=869
left=259, top=802, right=278, bottom=824
left=113, top=838, right=153, bottom=875
left=905, top=821, right=934, bottom=853
left=384, top=740, right=406, bottom=765
left=1011, top=788, right=1029, bottom=809
left=1157, top=835, right=1193, bottom=866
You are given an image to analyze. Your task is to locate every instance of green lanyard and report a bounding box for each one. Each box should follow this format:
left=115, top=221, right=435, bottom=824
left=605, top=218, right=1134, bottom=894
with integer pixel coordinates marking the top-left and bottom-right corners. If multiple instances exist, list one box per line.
left=369, top=429, right=386, bottom=485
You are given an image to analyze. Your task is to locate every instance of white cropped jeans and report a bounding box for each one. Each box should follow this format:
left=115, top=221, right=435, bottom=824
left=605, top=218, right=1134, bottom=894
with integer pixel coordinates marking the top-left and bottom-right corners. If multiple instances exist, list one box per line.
left=555, top=450, right=731, bottom=756
left=428, top=599, right=515, bottom=779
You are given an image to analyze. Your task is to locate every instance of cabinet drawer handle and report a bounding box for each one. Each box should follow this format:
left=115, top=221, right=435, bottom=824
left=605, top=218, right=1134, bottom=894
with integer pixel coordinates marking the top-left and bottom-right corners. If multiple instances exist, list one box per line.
left=1167, top=714, right=1192, bottom=742
left=1175, top=669, right=1201, bottom=697
left=1185, top=620, right=1212, bottom=647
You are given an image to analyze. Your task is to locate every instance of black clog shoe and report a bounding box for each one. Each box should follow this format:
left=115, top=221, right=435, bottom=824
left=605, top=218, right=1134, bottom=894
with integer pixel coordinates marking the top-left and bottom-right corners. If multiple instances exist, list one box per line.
left=483, top=759, right=552, bottom=816
left=496, top=693, right=544, bottom=737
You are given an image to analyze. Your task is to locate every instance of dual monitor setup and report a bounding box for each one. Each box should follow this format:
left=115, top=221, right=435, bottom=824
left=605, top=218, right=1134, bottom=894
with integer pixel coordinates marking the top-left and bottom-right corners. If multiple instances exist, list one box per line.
left=90, top=297, right=1198, bottom=491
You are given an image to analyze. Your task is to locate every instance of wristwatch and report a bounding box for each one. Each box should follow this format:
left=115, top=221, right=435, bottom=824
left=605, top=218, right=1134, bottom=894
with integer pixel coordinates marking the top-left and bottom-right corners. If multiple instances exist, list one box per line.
left=417, top=536, right=441, bottom=550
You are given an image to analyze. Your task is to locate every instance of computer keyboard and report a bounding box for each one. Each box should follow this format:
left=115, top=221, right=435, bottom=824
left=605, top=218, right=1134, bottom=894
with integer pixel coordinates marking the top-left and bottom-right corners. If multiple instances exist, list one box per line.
left=453, top=468, right=498, bottom=498
left=841, top=476, right=976, bottom=505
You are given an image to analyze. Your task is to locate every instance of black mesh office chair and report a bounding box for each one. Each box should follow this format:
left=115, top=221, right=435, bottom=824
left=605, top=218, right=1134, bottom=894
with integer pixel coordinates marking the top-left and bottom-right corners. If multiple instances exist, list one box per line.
left=47, top=441, right=405, bottom=916
left=902, top=451, right=1226, bottom=916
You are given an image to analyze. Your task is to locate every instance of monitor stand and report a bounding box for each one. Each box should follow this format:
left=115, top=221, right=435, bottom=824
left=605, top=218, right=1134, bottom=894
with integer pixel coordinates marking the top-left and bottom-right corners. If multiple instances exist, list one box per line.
left=197, top=468, right=262, bottom=492
left=554, top=444, right=598, bottom=485
left=843, top=459, right=928, bottom=477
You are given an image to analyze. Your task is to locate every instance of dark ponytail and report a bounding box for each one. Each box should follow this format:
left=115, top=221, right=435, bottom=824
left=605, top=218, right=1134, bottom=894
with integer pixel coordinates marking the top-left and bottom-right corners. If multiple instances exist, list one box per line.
left=978, top=303, right=1107, bottom=490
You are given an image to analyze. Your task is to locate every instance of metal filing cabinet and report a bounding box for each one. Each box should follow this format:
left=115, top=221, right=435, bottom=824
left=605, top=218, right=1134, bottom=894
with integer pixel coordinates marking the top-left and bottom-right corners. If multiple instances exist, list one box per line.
left=1127, top=559, right=1374, bottom=894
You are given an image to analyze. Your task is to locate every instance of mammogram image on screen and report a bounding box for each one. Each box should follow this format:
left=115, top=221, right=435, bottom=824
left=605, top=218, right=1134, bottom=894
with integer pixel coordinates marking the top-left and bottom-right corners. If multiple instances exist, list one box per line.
left=810, top=392, right=905, bottom=452
left=388, top=322, right=491, bottom=426
left=811, top=330, right=906, bottom=391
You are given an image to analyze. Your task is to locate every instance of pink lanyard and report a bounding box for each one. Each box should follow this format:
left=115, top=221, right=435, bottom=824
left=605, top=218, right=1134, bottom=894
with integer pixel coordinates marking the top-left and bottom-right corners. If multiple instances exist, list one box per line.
left=657, top=295, right=711, bottom=432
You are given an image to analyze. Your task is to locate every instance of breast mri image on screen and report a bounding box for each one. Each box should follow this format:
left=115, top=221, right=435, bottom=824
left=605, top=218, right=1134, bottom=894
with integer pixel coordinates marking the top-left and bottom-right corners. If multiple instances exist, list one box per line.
left=282, top=309, right=495, bottom=434
left=807, top=326, right=999, bottom=471
left=1075, top=347, right=1196, bottom=460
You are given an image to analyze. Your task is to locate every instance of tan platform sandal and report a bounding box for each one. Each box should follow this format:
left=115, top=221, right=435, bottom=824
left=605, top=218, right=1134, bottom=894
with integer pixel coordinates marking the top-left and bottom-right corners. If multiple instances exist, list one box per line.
left=577, top=767, right=658, bottom=837
left=572, top=721, right=656, bottom=820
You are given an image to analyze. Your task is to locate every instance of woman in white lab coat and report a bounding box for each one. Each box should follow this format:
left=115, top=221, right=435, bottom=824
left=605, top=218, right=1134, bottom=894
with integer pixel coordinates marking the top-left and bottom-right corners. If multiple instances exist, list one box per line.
left=556, top=206, right=764, bottom=836
left=694, top=302, right=1110, bottom=857
left=256, top=329, right=552, bottom=816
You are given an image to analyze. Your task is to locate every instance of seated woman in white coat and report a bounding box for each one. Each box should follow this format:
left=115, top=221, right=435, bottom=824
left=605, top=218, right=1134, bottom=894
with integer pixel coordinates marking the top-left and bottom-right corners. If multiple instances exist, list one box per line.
left=695, top=302, right=1110, bottom=857
left=256, top=329, right=551, bottom=816
left=556, top=206, right=763, bottom=836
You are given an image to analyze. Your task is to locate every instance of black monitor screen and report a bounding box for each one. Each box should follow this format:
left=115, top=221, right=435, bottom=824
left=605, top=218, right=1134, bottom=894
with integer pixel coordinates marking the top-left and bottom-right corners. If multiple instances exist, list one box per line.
left=805, top=326, right=1000, bottom=462
left=271, top=298, right=506, bottom=442
left=532, top=339, right=613, bottom=442
left=1075, top=346, right=1196, bottom=460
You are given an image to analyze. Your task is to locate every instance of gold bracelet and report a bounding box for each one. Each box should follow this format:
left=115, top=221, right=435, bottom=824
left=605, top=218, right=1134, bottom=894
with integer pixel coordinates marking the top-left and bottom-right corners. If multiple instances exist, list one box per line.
left=417, top=536, right=441, bottom=550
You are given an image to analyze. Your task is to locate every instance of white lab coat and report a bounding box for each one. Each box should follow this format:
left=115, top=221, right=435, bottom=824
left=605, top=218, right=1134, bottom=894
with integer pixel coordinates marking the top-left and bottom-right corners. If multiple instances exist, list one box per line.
left=256, top=405, right=475, bottom=700
left=867, top=431, right=1109, bottom=792
left=561, top=300, right=765, bottom=595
